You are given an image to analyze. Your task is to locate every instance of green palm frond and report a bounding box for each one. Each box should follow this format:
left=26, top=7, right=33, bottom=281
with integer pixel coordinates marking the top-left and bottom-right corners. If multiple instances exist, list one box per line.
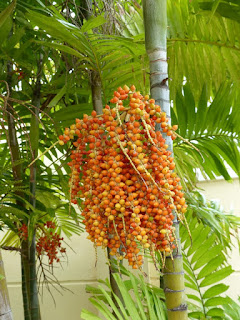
left=54, top=206, right=83, bottom=238
left=223, top=297, right=240, bottom=320
left=34, top=188, right=84, bottom=238
left=0, top=230, right=19, bottom=248
left=81, top=262, right=167, bottom=320
left=172, top=82, right=240, bottom=185
left=25, top=9, right=146, bottom=112
left=181, top=212, right=235, bottom=319
left=186, top=191, right=240, bottom=251
left=199, top=0, right=240, bottom=23
left=167, top=0, right=240, bottom=99
left=24, top=3, right=240, bottom=185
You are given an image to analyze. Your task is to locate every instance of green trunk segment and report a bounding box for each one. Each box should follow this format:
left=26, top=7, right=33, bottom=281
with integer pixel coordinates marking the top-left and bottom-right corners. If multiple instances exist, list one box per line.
left=167, top=309, right=188, bottom=320
left=28, top=53, right=43, bottom=320
left=107, top=250, right=125, bottom=317
left=142, top=0, right=188, bottom=319
left=164, top=255, right=183, bottom=273
left=163, top=273, right=185, bottom=292
left=0, top=251, right=13, bottom=320
left=21, top=251, right=31, bottom=320
left=29, top=234, right=40, bottom=320
left=143, top=0, right=167, bottom=52
left=82, top=1, right=103, bottom=115
left=91, top=70, right=103, bottom=115
left=164, top=291, right=186, bottom=310
left=6, top=59, right=27, bottom=320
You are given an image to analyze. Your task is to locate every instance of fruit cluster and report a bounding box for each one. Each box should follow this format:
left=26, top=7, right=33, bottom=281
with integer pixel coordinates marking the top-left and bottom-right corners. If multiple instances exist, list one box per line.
left=19, top=223, right=28, bottom=241
left=36, top=221, right=65, bottom=264
left=18, top=221, right=65, bottom=264
left=59, top=85, right=187, bottom=269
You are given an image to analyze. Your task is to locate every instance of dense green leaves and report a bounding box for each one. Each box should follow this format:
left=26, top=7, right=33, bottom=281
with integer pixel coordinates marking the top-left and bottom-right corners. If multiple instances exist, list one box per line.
left=116, top=0, right=240, bottom=101
left=15, top=1, right=240, bottom=186
left=26, top=8, right=145, bottom=106
left=81, top=263, right=167, bottom=320
left=0, top=0, right=84, bottom=251
left=0, top=1, right=15, bottom=29
left=186, top=191, right=240, bottom=250
left=172, top=82, right=240, bottom=186
left=223, top=297, right=240, bottom=320
left=167, top=0, right=240, bottom=99
left=181, top=211, right=236, bottom=319
left=200, top=1, right=240, bottom=23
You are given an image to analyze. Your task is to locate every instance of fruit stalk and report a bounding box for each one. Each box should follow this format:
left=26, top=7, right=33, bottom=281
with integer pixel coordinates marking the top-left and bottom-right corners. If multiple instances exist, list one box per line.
left=142, top=0, right=188, bottom=319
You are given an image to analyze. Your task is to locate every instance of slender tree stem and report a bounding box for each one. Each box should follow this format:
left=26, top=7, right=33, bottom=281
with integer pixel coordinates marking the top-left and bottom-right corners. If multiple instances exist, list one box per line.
left=21, top=247, right=31, bottom=320
left=28, top=51, right=43, bottom=320
left=90, top=70, right=103, bottom=115
left=6, top=55, right=25, bottom=320
left=143, top=1, right=188, bottom=319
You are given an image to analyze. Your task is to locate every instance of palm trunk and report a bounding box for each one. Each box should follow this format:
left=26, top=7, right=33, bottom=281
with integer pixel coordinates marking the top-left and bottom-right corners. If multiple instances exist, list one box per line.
left=0, top=250, right=13, bottom=320
left=142, top=1, right=187, bottom=319
left=28, top=234, right=39, bottom=320
left=6, top=60, right=28, bottom=320
left=27, top=53, right=43, bottom=320
left=21, top=248, right=31, bottom=320
left=81, top=0, right=103, bottom=115
left=90, top=71, right=103, bottom=115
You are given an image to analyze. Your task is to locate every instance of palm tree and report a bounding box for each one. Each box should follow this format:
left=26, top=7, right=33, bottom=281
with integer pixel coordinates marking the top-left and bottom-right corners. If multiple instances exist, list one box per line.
left=1, top=1, right=240, bottom=319
left=24, top=0, right=240, bottom=315
left=0, top=2, right=83, bottom=319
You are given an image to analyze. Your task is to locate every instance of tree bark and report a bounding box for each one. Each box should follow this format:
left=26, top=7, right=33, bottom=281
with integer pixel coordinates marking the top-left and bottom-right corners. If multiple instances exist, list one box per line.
left=142, top=1, right=188, bottom=319
left=6, top=59, right=26, bottom=320
left=90, top=70, right=103, bottom=115
left=0, top=251, right=13, bottom=320
left=21, top=247, right=31, bottom=320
